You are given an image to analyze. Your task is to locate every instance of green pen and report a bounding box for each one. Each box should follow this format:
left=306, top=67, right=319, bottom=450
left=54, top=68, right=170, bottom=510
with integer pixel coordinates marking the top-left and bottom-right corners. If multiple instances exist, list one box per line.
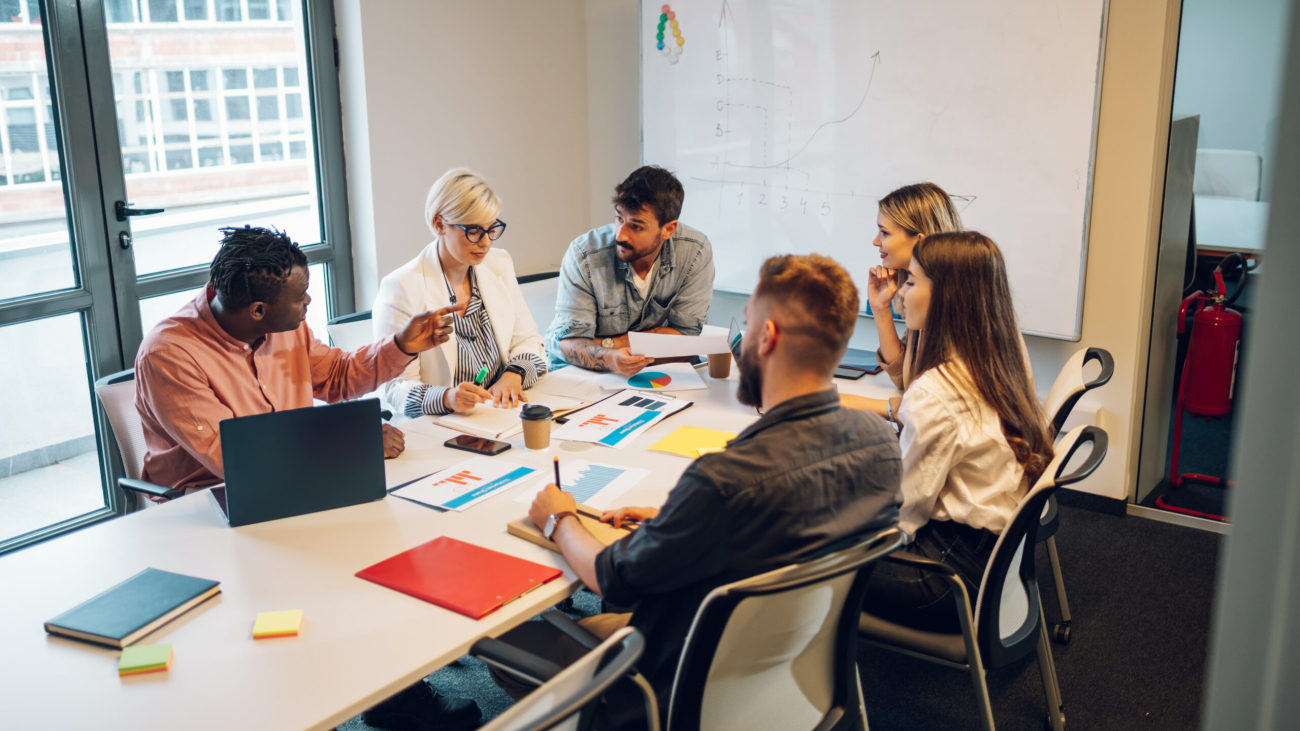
left=474, top=366, right=489, bottom=387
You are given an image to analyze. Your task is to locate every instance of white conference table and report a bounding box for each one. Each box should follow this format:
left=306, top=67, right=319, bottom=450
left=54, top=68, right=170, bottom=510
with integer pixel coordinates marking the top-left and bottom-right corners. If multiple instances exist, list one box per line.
left=1195, top=195, right=1269, bottom=256
left=0, top=364, right=899, bottom=731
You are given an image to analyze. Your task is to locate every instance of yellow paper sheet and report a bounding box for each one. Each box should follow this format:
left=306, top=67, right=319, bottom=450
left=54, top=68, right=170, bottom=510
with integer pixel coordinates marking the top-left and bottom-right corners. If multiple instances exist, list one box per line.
left=253, top=609, right=303, bottom=639
left=648, top=426, right=737, bottom=459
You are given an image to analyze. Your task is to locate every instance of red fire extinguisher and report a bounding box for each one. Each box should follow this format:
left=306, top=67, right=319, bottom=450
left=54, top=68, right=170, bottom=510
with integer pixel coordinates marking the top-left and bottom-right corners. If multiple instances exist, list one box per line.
left=1159, top=253, right=1247, bottom=522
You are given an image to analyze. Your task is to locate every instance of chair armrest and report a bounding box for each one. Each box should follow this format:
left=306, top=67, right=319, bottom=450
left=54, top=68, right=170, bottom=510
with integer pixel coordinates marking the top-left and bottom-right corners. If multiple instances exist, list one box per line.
left=883, top=551, right=959, bottom=577
left=470, top=637, right=563, bottom=685
left=118, top=478, right=182, bottom=501
left=542, top=609, right=603, bottom=651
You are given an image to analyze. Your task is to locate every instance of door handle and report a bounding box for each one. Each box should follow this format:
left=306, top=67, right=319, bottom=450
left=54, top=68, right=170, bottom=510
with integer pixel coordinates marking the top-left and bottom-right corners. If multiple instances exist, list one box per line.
left=115, top=200, right=165, bottom=221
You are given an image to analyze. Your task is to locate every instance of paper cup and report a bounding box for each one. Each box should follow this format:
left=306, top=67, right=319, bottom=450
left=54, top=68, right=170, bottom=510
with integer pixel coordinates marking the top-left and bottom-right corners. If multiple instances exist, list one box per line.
left=708, top=352, right=732, bottom=379
left=520, top=404, right=553, bottom=450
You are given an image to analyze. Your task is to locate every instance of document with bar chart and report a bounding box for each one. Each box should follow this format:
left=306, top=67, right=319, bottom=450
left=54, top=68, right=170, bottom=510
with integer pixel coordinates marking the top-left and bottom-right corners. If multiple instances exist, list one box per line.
left=391, top=456, right=537, bottom=512
left=515, top=459, right=651, bottom=511
left=551, top=390, right=692, bottom=448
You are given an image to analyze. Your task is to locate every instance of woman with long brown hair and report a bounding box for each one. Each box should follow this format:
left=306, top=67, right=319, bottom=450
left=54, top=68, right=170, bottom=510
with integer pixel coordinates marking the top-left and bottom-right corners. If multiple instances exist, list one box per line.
left=862, top=231, right=1053, bottom=632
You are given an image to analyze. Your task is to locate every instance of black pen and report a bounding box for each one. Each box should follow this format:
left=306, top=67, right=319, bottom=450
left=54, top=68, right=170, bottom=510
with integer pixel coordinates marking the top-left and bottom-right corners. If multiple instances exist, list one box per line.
left=553, top=456, right=561, bottom=488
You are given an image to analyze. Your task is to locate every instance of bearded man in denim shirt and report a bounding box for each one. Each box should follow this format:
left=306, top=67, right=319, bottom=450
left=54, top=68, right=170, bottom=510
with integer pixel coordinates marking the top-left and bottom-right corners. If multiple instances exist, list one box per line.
left=545, top=166, right=715, bottom=374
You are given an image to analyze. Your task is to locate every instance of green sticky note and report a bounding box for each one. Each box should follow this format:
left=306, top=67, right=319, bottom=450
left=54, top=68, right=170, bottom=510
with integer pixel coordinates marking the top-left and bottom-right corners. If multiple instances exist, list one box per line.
left=119, top=643, right=172, bottom=676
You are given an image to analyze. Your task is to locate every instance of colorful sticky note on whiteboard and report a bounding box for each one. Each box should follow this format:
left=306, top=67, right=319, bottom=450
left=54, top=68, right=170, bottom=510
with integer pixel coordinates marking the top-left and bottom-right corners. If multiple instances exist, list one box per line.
left=118, top=643, right=172, bottom=677
left=252, top=609, right=303, bottom=639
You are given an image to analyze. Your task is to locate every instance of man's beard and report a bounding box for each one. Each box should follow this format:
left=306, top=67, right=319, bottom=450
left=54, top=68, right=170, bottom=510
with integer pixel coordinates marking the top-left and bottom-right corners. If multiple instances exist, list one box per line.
left=735, top=344, right=763, bottom=408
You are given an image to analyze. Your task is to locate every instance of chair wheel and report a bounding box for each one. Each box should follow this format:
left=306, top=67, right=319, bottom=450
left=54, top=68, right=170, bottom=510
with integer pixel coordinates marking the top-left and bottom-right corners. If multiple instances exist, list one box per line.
left=1044, top=713, right=1065, bottom=730
left=1052, top=624, right=1072, bottom=645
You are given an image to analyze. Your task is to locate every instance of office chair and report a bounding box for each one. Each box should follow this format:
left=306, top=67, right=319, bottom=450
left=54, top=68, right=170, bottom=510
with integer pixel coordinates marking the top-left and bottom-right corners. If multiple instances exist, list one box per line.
left=473, top=624, right=658, bottom=731
left=859, top=425, right=1107, bottom=731
left=1038, top=347, right=1114, bottom=643
left=485, top=527, right=903, bottom=731
left=93, top=369, right=182, bottom=505
left=325, top=310, right=374, bottom=351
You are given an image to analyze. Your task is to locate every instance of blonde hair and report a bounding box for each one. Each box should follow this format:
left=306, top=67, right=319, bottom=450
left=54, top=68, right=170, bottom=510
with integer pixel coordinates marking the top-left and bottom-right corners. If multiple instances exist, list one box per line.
left=425, top=168, right=502, bottom=236
left=878, top=182, right=963, bottom=236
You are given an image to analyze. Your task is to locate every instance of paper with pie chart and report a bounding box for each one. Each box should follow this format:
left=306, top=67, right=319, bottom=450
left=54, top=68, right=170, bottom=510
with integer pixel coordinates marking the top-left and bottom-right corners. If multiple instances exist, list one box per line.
left=597, top=361, right=708, bottom=392
left=551, top=390, right=692, bottom=448
left=514, top=459, right=651, bottom=511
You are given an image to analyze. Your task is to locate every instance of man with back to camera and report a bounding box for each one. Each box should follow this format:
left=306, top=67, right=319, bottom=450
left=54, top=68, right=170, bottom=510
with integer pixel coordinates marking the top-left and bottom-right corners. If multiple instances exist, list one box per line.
left=497, top=254, right=902, bottom=722
left=545, top=165, right=715, bottom=375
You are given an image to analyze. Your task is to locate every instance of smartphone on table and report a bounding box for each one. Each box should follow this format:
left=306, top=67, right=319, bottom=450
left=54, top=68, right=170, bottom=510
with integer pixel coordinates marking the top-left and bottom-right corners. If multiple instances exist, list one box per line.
left=444, top=435, right=512, bottom=456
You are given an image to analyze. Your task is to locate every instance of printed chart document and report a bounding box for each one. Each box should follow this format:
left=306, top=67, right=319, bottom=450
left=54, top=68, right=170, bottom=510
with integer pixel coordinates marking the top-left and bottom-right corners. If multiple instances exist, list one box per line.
left=514, top=459, right=650, bottom=511
left=392, top=456, right=536, bottom=511
left=595, top=361, right=708, bottom=393
left=436, top=392, right=586, bottom=439
left=532, top=366, right=610, bottom=402
left=551, top=390, right=691, bottom=448
left=627, top=330, right=730, bottom=358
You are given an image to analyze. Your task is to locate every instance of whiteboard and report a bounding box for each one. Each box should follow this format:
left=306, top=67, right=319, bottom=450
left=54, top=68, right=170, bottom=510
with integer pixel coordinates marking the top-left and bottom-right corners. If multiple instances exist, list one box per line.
left=641, top=0, right=1108, bottom=340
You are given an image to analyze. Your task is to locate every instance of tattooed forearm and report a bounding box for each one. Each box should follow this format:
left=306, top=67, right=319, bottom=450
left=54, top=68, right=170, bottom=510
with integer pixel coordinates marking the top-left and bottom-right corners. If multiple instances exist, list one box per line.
left=560, top=338, right=612, bottom=372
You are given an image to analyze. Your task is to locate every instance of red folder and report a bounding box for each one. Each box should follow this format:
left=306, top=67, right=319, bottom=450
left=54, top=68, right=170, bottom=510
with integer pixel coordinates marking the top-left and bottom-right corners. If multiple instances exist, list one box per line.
left=356, top=536, right=563, bottom=619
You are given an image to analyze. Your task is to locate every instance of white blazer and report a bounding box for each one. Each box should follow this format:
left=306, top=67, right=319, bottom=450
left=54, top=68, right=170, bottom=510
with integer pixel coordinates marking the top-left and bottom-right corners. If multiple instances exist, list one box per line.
left=372, top=244, right=545, bottom=415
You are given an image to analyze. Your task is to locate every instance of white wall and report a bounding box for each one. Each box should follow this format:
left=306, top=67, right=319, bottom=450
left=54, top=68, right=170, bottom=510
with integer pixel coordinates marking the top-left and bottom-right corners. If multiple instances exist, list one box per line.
left=1173, top=0, right=1291, bottom=200
left=336, top=0, right=593, bottom=310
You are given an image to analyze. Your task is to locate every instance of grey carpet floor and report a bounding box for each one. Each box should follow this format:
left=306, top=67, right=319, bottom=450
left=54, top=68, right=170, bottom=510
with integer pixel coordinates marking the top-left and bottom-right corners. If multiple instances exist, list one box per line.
left=340, top=505, right=1221, bottom=730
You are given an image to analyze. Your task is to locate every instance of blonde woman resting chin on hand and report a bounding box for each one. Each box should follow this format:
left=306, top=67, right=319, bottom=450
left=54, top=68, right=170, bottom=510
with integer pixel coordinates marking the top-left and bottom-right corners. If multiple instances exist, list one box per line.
left=841, top=182, right=1032, bottom=426
left=373, top=168, right=548, bottom=418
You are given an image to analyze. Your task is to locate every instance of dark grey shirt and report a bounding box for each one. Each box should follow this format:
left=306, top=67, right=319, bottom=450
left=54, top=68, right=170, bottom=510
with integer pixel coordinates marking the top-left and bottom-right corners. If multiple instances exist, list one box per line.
left=594, top=389, right=902, bottom=702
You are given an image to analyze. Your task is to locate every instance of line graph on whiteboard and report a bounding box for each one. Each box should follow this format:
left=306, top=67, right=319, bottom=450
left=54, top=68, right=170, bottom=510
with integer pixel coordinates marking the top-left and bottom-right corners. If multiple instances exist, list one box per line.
left=641, top=0, right=1105, bottom=338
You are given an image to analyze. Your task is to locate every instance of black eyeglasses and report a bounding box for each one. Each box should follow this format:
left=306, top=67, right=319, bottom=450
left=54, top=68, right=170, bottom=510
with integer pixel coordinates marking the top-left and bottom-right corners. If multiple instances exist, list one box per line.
left=451, top=220, right=506, bottom=244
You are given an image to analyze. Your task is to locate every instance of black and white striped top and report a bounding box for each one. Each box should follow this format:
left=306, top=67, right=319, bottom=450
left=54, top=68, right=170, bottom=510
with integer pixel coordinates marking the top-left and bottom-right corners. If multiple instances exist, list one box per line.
left=404, top=268, right=547, bottom=417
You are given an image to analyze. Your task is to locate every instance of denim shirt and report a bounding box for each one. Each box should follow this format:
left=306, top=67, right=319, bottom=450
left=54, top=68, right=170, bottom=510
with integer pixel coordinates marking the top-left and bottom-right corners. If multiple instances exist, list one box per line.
left=544, top=222, right=715, bottom=370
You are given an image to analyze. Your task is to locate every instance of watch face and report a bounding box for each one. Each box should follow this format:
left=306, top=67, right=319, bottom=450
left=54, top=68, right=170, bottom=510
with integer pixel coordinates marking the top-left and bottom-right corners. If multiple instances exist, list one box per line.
left=544, top=514, right=557, bottom=539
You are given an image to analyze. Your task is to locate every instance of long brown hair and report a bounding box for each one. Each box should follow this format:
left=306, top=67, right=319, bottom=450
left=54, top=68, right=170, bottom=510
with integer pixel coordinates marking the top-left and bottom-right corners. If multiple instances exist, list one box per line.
left=911, top=231, right=1053, bottom=484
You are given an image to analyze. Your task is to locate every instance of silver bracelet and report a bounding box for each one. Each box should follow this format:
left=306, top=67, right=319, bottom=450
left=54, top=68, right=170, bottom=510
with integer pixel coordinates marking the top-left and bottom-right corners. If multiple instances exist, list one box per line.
left=886, top=399, right=897, bottom=428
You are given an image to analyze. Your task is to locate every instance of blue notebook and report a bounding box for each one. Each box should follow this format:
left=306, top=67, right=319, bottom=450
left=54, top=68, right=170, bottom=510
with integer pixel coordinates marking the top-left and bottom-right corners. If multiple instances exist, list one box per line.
left=44, top=568, right=221, bottom=648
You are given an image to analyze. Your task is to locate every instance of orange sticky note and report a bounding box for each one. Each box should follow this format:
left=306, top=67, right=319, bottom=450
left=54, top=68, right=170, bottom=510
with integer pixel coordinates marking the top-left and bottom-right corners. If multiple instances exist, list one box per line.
left=252, top=610, right=303, bottom=639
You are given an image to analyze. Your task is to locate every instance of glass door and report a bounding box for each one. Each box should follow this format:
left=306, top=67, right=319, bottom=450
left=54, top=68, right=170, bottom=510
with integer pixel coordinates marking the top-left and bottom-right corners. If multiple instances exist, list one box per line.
left=0, top=0, right=352, bottom=553
left=0, top=1, right=127, bottom=547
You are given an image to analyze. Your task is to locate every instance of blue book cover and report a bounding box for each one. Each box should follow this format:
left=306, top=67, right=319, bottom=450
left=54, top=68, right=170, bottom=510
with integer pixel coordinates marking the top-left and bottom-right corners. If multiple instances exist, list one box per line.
left=44, top=568, right=220, bottom=648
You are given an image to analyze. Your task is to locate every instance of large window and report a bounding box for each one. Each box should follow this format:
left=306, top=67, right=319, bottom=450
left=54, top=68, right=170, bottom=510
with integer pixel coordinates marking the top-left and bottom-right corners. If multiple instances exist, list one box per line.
left=0, top=0, right=353, bottom=553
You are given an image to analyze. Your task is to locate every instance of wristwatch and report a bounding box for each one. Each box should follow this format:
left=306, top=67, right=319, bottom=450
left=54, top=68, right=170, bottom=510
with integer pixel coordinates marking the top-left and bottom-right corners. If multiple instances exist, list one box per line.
left=503, top=363, right=527, bottom=379
left=543, top=511, right=579, bottom=540
left=601, top=337, right=615, bottom=349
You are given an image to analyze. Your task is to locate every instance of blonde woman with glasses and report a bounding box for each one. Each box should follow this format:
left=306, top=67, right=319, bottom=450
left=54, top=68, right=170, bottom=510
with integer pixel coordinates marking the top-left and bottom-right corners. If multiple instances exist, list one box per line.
left=374, top=168, right=547, bottom=418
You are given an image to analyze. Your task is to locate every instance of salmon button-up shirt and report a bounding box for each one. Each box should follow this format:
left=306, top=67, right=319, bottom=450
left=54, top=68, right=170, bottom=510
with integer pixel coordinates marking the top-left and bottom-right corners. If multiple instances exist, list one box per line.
left=134, top=288, right=415, bottom=491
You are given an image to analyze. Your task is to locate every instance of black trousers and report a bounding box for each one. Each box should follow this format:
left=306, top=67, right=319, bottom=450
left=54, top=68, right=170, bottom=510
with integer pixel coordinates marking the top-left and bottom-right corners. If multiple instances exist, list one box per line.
left=861, top=519, right=998, bottom=633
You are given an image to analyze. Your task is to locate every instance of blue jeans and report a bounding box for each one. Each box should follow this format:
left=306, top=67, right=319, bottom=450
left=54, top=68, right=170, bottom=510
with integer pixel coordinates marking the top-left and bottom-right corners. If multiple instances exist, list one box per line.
left=862, top=520, right=998, bottom=633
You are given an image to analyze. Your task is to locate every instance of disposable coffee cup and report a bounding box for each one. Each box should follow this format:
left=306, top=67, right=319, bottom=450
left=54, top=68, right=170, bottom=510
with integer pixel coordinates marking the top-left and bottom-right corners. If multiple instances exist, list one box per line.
left=520, top=404, right=553, bottom=450
left=708, top=352, right=732, bottom=379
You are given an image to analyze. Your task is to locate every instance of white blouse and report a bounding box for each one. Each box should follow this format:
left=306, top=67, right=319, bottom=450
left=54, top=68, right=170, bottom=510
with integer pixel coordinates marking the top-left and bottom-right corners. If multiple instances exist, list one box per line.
left=896, top=360, right=1029, bottom=539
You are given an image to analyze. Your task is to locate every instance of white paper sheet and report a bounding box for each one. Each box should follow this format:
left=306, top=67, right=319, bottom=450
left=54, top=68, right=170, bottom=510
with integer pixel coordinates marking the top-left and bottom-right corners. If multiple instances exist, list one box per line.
left=551, top=390, right=691, bottom=448
left=531, top=366, right=611, bottom=402
left=595, top=361, right=708, bottom=392
left=514, top=459, right=650, bottom=510
left=391, top=456, right=537, bottom=511
left=627, top=330, right=730, bottom=358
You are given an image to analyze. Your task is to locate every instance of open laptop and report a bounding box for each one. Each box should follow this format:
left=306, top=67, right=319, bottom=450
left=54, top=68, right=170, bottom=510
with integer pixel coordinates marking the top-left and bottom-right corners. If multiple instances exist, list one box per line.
left=210, top=399, right=387, bottom=527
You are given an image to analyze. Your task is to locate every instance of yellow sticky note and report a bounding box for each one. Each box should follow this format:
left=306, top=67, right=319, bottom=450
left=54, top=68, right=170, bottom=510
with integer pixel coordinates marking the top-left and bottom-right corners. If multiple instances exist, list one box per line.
left=648, top=426, right=736, bottom=459
left=695, top=446, right=726, bottom=456
left=253, top=610, right=303, bottom=639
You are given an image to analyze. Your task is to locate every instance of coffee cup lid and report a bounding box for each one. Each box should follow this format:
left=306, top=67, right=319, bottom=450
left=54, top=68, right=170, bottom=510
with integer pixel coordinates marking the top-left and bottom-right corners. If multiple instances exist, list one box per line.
left=520, top=404, right=553, bottom=420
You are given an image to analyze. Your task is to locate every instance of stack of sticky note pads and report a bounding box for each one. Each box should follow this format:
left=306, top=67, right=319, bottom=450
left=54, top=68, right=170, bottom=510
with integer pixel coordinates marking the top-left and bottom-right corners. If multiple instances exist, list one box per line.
left=253, top=609, right=303, bottom=639
left=118, top=643, right=172, bottom=677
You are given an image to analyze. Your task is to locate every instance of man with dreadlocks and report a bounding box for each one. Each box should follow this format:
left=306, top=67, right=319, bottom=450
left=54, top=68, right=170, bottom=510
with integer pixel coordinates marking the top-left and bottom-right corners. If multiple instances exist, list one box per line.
left=134, top=226, right=466, bottom=494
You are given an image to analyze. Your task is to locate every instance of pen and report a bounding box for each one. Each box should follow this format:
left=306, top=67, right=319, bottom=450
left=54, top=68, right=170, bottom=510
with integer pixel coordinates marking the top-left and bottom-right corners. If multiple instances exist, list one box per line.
left=474, top=366, right=489, bottom=387
left=553, top=456, right=561, bottom=488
